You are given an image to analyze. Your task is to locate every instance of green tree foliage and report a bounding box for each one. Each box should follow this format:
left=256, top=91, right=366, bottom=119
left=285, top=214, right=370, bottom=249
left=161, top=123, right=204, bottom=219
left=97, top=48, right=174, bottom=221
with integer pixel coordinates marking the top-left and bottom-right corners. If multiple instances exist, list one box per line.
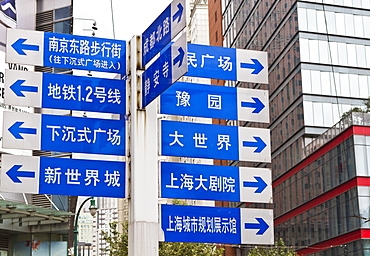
left=101, top=222, right=128, bottom=256
left=101, top=220, right=224, bottom=256
left=341, top=97, right=370, bottom=119
left=159, top=242, right=224, bottom=256
left=247, top=239, right=298, bottom=256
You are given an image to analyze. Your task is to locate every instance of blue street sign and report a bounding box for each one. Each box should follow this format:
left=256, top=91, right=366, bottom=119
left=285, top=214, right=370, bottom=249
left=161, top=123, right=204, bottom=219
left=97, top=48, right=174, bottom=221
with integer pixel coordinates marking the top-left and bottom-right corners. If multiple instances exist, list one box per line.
left=161, top=204, right=274, bottom=244
left=142, top=0, right=186, bottom=66
left=160, top=81, right=269, bottom=122
left=160, top=162, right=272, bottom=203
left=142, top=33, right=187, bottom=108
left=3, top=112, right=125, bottom=156
left=6, top=29, right=126, bottom=74
left=186, top=43, right=268, bottom=84
left=1, top=155, right=126, bottom=198
left=160, top=120, right=271, bottom=162
left=5, top=70, right=126, bottom=114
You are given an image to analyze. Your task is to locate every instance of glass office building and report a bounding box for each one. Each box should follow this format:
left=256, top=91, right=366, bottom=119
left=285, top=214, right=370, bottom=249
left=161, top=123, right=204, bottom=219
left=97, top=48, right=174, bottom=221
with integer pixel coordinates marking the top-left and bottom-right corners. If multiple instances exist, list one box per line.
left=211, top=0, right=370, bottom=255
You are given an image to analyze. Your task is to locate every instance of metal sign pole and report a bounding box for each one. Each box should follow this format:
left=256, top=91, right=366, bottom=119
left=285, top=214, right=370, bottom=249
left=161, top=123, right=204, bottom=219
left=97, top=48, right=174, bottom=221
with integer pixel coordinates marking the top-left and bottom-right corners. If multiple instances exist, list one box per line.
left=128, top=36, right=159, bottom=256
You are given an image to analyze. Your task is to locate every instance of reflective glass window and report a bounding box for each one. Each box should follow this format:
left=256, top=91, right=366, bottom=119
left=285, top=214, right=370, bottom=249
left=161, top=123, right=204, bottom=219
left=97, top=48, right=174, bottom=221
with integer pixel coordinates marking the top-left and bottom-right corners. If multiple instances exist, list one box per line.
left=55, top=6, right=71, bottom=20
left=54, top=20, right=71, bottom=34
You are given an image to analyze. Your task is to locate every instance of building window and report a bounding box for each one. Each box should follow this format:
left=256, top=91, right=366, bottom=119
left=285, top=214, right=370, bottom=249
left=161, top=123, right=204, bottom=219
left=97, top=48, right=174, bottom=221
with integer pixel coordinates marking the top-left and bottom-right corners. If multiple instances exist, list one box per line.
left=36, top=6, right=72, bottom=34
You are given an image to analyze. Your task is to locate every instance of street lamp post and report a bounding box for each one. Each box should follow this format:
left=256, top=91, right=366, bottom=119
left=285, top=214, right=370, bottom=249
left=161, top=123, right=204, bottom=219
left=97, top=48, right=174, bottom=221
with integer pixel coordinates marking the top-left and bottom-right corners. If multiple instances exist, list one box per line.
left=74, top=197, right=98, bottom=256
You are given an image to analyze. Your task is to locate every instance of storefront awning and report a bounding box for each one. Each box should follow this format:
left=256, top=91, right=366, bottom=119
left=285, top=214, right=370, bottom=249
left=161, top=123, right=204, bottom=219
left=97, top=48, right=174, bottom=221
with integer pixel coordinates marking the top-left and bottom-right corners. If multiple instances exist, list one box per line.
left=0, top=199, right=73, bottom=226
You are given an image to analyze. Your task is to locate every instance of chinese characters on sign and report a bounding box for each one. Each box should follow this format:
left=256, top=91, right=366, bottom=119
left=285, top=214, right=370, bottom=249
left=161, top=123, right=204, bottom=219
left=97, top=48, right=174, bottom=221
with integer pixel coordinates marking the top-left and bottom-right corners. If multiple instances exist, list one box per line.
left=5, top=70, right=126, bottom=114
left=186, top=43, right=268, bottom=83
left=44, top=32, right=125, bottom=73
left=187, top=44, right=236, bottom=80
left=166, top=214, right=237, bottom=234
left=43, top=72, right=125, bottom=114
left=165, top=173, right=235, bottom=192
left=41, top=114, right=124, bottom=155
left=1, top=155, right=126, bottom=198
left=161, top=205, right=274, bottom=244
left=142, top=15, right=171, bottom=64
left=39, top=156, right=125, bottom=197
left=141, top=0, right=186, bottom=66
left=6, top=29, right=126, bottom=74
left=161, top=162, right=272, bottom=203
left=161, top=120, right=271, bottom=162
left=160, top=82, right=269, bottom=122
left=161, top=162, right=238, bottom=201
left=161, top=204, right=241, bottom=244
left=3, top=29, right=127, bottom=200
left=2, top=112, right=125, bottom=156
left=141, top=33, right=187, bottom=107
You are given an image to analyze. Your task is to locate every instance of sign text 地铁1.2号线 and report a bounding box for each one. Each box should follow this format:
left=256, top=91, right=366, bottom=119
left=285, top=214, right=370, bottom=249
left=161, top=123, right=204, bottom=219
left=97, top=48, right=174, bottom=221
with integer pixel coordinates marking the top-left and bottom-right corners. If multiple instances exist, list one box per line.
left=5, top=70, right=126, bottom=114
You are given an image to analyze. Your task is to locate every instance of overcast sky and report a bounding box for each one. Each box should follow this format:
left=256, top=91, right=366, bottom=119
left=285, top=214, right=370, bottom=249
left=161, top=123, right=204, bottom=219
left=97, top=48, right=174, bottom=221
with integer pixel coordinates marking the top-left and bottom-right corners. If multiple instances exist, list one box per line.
left=74, top=0, right=173, bottom=41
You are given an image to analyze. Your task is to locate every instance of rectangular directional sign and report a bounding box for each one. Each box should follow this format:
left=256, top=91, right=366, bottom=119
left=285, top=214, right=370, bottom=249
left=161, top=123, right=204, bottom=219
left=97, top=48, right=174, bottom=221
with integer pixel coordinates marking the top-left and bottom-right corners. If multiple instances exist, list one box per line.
left=142, top=33, right=187, bottom=108
left=1, top=155, right=126, bottom=198
left=6, top=29, right=126, bottom=74
left=160, top=81, right=269, bottom=123
left=161, top=162, right=272, bottom=203
left=142, top=0, right=186, bottom=66
left=160, top=204, right=274, bottom=244
left=186, top=44, right=268, bottom=84
left=5, top=70, right=126, bottom=114
left=2, top=112, right=125, bottom=156
left=161, top=120, right=271, bottom=162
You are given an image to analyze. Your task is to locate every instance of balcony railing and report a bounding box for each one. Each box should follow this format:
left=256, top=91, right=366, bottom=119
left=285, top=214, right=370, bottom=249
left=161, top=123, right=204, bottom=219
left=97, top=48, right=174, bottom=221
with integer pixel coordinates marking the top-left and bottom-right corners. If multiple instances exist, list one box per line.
left=303, top=112, right=370, bottom=158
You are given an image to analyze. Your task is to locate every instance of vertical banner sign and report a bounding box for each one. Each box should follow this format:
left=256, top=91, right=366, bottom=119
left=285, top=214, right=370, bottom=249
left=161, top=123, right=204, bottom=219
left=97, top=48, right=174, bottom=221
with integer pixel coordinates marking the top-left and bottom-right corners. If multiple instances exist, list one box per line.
left=6, top=29, right=126, bottom=74
left=1, top=155, right=126, bottom=198
left=186, top=43, right=268, bottom=84
left=141, top=33, right=187, bottom=108
left=161, top=204, right=274, bottom=244
left=5, top=70, right=126, bottom=114
left=142, top=0, right=186, bottom=66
